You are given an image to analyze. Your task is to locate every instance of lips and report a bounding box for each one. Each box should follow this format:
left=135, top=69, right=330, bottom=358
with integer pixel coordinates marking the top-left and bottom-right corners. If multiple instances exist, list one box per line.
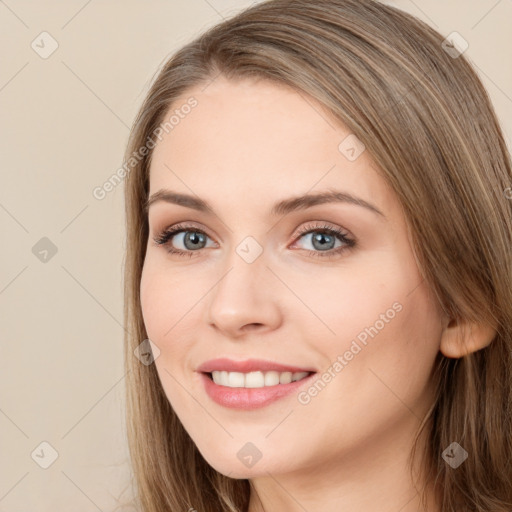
left=196, top=357, right=316, bottom=374
left=199, top=371, right=317, bottom=409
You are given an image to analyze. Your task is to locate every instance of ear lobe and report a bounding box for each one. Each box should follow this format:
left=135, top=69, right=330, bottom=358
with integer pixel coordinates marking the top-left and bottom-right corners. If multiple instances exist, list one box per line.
left=439, top=315, right=498, bottom=359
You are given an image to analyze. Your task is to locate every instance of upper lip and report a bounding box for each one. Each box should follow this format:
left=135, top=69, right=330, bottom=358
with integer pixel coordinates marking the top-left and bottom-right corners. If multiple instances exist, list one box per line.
left=197, top=358, right=316, bottom=374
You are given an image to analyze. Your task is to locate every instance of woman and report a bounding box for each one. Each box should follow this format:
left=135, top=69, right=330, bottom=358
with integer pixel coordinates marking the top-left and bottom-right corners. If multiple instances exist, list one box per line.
left=122, top=0, right=512, bottom=510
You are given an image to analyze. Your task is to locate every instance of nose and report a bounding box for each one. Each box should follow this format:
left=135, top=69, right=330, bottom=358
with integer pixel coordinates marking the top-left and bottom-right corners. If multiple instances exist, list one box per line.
left=205, top=253, right=282, bottom=339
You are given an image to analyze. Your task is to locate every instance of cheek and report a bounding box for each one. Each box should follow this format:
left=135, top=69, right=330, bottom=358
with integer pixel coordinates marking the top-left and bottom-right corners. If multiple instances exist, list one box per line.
left=328, top=278, right=442, bottom=409
left=306, top=249, right=441, bottom=373
left=140, top=257, right=189, bottom=320
left=295, top=258, right=402, bottom=346
left=139, top=261, right=180, bottom=342
left=300, top=284, right=441, bottom=449
left=139, top=260, right=203, bottom=368
left=140, top=263, right=160, bottom=335
left=139, top=263, right=191, bottom=404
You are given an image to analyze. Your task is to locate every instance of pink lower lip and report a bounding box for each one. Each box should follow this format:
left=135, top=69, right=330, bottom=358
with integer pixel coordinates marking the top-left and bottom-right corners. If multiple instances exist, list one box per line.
left=199, top=372, right=316, bottom=410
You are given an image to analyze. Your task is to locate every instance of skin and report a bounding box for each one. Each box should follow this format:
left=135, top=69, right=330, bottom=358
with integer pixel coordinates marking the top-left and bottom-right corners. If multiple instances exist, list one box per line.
left=140, top=75, right=495, bottom=512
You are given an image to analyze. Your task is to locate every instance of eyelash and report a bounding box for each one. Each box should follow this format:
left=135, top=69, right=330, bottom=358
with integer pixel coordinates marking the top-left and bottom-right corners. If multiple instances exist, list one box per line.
left=152, top=221, right=356, bottom=259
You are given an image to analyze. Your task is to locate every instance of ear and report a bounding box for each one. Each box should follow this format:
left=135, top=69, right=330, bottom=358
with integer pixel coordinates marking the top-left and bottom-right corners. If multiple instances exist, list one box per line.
left=439, top=314, right=498, bottom=358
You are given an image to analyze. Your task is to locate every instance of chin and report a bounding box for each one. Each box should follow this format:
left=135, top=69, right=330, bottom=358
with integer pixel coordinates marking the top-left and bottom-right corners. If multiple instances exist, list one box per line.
left=198, top=450, right=277, bottom=479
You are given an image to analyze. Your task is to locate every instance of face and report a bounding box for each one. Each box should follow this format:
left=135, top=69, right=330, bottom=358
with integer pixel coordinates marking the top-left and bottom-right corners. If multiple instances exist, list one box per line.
left=140, top=75, right=446, bottom=479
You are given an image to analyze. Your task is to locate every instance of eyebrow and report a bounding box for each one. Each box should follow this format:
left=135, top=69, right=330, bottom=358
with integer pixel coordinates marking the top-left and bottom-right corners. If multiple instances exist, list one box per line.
left=144, top=188, right=385, bottom=218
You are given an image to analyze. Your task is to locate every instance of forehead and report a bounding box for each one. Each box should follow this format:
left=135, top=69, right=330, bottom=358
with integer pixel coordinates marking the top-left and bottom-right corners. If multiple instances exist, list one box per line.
left=148, top=76, right=396, bottom=217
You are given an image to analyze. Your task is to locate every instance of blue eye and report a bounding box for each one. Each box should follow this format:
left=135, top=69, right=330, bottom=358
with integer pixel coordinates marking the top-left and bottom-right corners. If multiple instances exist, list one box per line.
left=153, top=224, right=214, bottom=257
left=153, top=221, right=355, bottom=259
left=291, top=222, right=355, bottom=259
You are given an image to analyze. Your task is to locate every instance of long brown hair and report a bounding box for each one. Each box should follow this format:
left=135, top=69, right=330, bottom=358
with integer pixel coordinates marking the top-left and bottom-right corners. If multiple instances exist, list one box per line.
left=122, top=1, right=512, bottom=510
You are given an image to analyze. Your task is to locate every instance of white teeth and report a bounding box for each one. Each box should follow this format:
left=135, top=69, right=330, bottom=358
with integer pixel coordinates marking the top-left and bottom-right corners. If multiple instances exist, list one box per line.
left=280, top=372, right=292, bottom=384
left=228, top=371, right=245, bottom=387
left=265, top=371, right=280, bottom=386
left=211, top=370, right=310, bottom=388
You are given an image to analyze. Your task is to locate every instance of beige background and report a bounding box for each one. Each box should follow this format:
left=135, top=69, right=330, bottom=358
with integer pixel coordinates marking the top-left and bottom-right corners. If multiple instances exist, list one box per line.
left=1, top=1, right=510, bottom=510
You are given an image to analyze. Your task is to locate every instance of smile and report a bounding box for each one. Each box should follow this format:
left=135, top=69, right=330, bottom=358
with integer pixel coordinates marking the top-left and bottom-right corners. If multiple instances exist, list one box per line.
left=200, top=371, right=317, bottom=410
left=209, top=370, right=312, bottom=388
